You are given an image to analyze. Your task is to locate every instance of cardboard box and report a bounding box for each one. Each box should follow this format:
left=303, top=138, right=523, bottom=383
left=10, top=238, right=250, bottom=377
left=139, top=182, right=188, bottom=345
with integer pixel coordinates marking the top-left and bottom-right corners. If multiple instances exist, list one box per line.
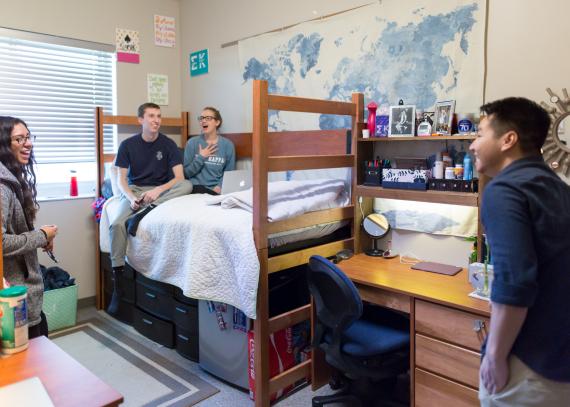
left=248, top=322, right=311, bottom=402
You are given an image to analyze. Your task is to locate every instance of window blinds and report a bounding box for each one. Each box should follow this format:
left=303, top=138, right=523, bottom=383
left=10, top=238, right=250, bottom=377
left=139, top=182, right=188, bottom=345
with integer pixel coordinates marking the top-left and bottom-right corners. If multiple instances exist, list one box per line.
left=0, top=29, right=115, bottom=164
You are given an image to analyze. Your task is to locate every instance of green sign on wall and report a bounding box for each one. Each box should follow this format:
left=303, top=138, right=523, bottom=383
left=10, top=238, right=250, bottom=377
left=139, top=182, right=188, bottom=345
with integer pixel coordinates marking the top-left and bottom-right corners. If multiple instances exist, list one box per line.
left=190, top=49, right=208, bottom=77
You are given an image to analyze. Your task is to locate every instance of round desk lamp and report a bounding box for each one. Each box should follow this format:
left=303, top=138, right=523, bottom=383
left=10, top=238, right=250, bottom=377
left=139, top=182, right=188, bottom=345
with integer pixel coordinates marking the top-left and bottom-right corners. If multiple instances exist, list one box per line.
left=362, top=213, right=390, bottom=257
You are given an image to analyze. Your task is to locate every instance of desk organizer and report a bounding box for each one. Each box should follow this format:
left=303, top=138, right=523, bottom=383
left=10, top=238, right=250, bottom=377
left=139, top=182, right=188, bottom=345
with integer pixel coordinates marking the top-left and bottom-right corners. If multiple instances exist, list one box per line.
left=428, top=178, right=478, bottom=193
left=363, top=163, right=382, bottom=186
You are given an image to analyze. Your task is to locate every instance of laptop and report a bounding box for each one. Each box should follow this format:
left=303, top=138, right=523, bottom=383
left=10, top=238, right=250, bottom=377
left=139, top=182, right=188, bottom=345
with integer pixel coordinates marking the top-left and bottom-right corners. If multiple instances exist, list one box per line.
left=221, top=170, right=253, bottom=195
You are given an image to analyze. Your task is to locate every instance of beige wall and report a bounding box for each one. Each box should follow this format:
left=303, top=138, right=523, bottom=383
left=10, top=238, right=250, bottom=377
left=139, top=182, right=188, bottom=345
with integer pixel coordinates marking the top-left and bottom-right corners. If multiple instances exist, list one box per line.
left=1, top=0, right=182, bottom=299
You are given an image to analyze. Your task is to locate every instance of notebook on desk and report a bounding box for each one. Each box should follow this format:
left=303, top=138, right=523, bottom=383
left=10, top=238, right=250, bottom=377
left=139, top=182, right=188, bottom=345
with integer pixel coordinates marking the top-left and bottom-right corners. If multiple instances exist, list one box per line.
left=0, top=377, right=54, bottom=407
left=411, top=261, right=462, bottom=276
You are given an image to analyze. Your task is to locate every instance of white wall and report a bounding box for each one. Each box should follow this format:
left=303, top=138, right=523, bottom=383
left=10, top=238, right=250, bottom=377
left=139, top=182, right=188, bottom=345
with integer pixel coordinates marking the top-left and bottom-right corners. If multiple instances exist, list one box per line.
left=1, top=0, right=182, bottom=299
left=179, top=0, right=570, bottom=265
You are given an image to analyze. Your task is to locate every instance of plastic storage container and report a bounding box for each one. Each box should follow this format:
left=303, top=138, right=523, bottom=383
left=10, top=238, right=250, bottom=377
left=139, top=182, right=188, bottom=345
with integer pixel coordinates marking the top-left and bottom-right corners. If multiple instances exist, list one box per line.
left=42, top=284, right=78, bottom=332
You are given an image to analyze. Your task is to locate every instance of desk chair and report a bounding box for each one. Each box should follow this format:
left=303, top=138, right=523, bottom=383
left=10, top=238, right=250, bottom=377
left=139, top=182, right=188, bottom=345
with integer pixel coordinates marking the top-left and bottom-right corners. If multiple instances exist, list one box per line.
left=308, top=255, right=410, bottom=407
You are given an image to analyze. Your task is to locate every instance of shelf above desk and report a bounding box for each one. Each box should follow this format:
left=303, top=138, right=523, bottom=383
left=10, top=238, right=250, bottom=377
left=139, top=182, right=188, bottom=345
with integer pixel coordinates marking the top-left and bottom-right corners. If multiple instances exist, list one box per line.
left=356, top=185, right=479, bottom=206
left=357, top=135, right=476, bottom=142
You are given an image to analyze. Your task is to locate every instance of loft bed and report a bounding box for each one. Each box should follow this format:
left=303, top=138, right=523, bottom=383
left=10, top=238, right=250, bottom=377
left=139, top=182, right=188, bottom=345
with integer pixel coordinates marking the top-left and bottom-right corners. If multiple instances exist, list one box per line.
left=93, top=80, right=363, bottom=406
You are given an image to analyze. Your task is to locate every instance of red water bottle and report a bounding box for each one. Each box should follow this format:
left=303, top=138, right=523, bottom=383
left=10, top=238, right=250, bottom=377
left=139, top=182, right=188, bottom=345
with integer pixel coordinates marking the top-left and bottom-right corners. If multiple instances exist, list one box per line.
left=70, top=170, right=78, bottom=197
left=367, top=101, right=378, bottom=137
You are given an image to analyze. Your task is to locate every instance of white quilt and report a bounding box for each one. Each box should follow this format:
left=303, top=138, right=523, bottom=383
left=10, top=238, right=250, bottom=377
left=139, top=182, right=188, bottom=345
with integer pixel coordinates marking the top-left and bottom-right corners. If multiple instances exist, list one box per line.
left=123, top=179, right=348, bottom=319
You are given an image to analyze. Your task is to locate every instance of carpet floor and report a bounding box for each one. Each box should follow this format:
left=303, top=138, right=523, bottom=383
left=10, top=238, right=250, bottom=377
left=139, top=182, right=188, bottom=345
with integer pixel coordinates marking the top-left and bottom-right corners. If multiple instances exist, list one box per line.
left=51, top=314, right=218, bottom=407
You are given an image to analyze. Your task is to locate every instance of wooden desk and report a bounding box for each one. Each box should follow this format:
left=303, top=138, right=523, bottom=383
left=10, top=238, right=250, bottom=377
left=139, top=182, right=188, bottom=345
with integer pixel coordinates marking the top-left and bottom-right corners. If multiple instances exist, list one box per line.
left=0, top=336, right=123, bottom=407
left=337, top=254, right=491, bottom=407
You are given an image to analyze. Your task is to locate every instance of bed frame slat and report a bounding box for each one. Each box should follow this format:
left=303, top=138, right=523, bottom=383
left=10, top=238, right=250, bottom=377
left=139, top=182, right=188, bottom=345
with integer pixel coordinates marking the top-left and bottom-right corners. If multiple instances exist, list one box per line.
left=268, top=94, right=356, bottom=116
left=268, top=304, right=311, bottom=334
left=267, top=238, right=354, bottom=274
left=268, top=154, right=354, bottom=172
left=268, top=359, right=312, bottom=395
left=267, top=206, right=354, bottom=234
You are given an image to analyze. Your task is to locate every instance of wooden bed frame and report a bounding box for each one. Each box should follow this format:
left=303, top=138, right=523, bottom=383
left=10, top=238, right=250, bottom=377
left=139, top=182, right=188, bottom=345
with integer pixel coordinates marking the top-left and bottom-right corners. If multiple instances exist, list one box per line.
left=93, top=80, right=364, bottom=406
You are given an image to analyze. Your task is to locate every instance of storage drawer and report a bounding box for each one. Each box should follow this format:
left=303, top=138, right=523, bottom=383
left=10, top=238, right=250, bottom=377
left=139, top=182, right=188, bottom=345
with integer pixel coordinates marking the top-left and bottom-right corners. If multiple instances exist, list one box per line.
left=415, top=368, right=479, bottom=407
left=415, top=300, right=489, bottom=351
left=133, top=308, right=174, bottom=348
left=172, top=300, right=198, bottom=334
left=416, top=334, right=480, bottom=388
left=175, top=326, right=199, bottom=361
left=173, top=287, right=198, bottom=306
left=136, top=272, right=173, bottom=294
left=136, top=282, right=173, bottom=320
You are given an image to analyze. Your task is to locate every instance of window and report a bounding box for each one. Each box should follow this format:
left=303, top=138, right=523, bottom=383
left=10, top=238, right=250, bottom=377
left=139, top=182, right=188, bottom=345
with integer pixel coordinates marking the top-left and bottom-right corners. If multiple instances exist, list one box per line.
left=0, top=27, right=116, bottom=198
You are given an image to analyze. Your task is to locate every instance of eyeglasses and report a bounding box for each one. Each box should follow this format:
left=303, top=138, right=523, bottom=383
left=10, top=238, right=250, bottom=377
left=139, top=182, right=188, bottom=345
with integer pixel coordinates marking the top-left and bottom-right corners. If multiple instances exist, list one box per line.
left=12, top=135, right=36, bottom=145
left=198, top=115, right=215, bottom=122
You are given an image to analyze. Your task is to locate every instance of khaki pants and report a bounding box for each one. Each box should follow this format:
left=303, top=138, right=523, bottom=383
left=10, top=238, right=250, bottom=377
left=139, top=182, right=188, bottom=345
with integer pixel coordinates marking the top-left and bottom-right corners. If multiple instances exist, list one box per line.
left=109, top=180, right=193, bottom=267
left=479, top=355, right=570, bottom=407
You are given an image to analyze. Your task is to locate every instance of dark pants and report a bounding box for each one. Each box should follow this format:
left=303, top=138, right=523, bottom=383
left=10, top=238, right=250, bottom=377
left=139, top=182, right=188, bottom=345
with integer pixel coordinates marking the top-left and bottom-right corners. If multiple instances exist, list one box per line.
left=28, top=311, right=49, bottom=339
left=191, top=185, right=220, bottom=195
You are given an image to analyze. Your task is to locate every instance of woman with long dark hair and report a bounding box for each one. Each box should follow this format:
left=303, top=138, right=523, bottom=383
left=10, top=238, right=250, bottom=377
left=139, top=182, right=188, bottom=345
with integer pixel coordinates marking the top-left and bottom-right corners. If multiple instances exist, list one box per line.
left=0, top=116, right=58, bottom=338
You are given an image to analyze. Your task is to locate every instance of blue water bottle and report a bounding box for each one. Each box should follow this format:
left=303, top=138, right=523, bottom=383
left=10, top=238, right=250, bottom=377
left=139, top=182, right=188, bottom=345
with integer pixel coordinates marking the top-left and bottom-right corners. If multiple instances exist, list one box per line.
left=463, top=154, right=473, bottom=181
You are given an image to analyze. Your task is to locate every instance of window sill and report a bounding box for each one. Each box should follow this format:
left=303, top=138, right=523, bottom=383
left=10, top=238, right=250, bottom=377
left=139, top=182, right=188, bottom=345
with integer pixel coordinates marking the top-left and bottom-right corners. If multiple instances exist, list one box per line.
left=37, top=194, right=95, bottom=203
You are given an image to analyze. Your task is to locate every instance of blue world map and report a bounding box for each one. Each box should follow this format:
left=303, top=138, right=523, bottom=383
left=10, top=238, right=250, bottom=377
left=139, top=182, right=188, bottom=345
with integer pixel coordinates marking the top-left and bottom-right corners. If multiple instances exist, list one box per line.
left=242, top=3, right=479, bottom=130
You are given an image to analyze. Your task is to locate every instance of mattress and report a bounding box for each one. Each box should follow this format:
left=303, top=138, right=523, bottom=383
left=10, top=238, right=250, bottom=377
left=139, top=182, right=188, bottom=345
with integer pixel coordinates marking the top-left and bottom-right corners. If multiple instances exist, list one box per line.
left=99, top=196, right=348, bottom=252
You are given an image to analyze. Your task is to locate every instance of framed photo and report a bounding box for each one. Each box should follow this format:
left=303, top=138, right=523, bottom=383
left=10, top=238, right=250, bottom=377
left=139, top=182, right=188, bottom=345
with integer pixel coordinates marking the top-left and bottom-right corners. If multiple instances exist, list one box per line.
left=433, top=100, right=456, bottom=135
left=388, top=105, right=416, bottom=137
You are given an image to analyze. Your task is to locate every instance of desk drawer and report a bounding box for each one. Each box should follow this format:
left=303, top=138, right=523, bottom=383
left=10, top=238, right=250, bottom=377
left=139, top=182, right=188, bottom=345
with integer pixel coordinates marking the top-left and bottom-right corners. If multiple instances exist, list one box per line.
left=415, top=300, right=488, bottom=351
left=416, top=334, right=480, bottom=388
left=415, top=368, right=479, bottom=407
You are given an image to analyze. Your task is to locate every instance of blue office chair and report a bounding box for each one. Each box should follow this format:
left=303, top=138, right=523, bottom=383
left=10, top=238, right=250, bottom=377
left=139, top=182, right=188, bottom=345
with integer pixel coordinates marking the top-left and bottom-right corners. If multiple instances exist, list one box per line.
left=308, top=255, right=410, bottom=407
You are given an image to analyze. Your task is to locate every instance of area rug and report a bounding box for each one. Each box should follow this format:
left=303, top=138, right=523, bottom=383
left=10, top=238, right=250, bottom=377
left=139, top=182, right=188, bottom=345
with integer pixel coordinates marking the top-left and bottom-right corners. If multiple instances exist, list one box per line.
left=50, top=315, right=218, bottom=407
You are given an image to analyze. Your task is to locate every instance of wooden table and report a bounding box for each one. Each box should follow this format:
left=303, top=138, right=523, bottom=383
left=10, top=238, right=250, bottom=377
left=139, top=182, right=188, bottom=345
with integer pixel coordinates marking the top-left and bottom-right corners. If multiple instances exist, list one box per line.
left=0, top=336, right=123, bottom=407
left=331, top=254, right=491, bottom=407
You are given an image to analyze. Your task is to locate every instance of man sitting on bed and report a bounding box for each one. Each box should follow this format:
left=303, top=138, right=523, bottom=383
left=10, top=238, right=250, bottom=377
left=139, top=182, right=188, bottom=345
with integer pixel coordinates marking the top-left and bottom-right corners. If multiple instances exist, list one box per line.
left=108, top=102, right=193, bottom=315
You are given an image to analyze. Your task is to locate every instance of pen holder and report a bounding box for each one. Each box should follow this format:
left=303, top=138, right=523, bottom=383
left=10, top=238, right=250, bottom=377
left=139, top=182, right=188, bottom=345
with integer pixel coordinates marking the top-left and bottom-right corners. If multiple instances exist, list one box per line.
left=363, top=163, right=382, bottom=186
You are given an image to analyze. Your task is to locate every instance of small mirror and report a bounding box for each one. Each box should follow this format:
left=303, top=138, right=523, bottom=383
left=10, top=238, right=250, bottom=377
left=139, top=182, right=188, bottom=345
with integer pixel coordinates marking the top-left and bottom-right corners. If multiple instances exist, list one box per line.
left=362, top=213, right=390, bottom=257
left=556, top=114, right=570, bottom=152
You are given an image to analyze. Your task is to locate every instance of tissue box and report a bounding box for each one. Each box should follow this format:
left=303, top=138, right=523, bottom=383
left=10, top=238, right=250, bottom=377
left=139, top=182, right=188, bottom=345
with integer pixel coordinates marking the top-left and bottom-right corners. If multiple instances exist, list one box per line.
left=382, top=169, right=430, bottom=190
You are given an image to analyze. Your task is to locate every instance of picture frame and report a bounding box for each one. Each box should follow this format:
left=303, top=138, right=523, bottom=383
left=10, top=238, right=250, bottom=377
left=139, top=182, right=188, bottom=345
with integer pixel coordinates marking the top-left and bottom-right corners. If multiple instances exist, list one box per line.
left=388, top=105, right=416, bottom=137
left=433, top=100, right=456, bottom=135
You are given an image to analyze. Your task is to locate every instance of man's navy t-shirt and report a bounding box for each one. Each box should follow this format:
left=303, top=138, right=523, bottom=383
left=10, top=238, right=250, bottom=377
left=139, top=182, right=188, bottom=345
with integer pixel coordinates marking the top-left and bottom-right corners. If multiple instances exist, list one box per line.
left=115, top=133, right=182, bottom=187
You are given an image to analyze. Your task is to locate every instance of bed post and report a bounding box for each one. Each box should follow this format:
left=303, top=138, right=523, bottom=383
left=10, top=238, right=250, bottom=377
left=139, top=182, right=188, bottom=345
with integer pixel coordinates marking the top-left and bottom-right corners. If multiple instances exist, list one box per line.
left=94, top=107, right=105, bottom=309
left=351, top=93, right=364, bottom=253
left=253, top=80, right=270, bottom=407
left=181, top=111, right=190, bottom=146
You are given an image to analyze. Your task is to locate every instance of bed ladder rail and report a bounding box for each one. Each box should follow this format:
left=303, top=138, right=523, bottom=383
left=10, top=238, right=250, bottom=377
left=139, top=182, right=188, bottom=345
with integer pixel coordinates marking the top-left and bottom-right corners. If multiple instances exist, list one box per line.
left=267, top=94, right=356, bottom=116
